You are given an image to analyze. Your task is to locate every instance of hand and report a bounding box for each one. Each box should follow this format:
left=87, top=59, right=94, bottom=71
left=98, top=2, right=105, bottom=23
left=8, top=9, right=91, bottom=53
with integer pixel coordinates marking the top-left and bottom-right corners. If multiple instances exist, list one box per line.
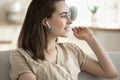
left=72, top=26, right=94, bottom=41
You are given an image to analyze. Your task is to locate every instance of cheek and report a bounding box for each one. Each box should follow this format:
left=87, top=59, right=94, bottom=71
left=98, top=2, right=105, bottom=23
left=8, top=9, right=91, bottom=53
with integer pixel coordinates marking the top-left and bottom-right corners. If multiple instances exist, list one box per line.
left=50, top=20, right=65, bottom=35
left=53, top=20, right=65, bottom=29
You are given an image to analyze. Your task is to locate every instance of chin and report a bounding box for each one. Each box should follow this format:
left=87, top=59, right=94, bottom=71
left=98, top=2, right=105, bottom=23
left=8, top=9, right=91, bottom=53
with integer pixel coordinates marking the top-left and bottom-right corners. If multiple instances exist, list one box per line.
left=59, top=32, right=71, bottom=38
left=60, top=35, right=69, bottom=38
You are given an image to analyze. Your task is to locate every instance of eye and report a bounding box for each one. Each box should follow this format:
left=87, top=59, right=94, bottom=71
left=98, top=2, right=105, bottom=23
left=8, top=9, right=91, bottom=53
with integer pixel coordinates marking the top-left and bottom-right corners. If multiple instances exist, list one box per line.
left=61, top=14, right=71, bottom=19
left=61, top=15, right=67, bottom=18
left=67, top=14, right=71, bottom=18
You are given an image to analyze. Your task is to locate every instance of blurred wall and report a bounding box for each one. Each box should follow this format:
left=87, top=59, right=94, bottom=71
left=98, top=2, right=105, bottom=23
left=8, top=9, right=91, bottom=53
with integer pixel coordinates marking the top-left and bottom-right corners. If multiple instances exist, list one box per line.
left=0, top=0, right=31, bottom=22
left=0, top=0, right=120, bottom=52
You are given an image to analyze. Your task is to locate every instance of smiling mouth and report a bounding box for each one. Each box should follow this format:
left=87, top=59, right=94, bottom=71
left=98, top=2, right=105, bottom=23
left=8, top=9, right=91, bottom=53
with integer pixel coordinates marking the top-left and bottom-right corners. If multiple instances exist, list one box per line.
left=64, top=27, right=71, bottom=31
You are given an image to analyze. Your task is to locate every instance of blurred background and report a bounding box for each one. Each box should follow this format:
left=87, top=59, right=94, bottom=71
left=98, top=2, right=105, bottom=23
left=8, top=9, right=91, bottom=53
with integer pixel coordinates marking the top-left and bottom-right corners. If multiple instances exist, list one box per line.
left=0, top=0, right=120, bottom=54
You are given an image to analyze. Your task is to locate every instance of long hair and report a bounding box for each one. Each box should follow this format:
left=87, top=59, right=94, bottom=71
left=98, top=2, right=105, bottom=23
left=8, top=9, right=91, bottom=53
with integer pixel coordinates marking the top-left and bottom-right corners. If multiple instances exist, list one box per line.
left=17, top=0, right=65, bottom=60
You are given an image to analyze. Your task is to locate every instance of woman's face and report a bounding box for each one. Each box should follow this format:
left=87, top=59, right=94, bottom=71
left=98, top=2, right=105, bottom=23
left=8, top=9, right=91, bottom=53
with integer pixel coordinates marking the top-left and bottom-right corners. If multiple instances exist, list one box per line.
left=47, top=1, right=72, bottom=38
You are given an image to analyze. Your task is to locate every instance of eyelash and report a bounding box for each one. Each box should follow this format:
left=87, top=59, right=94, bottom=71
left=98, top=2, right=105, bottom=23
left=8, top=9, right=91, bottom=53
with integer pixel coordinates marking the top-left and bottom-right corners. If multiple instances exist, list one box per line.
left=61, top=14, right=71, bottom=19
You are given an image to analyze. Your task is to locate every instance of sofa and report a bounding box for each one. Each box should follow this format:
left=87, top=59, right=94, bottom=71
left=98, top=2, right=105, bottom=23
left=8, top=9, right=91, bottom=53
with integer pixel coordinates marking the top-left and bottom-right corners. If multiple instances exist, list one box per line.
left=0, top=50, right=119, bottom=80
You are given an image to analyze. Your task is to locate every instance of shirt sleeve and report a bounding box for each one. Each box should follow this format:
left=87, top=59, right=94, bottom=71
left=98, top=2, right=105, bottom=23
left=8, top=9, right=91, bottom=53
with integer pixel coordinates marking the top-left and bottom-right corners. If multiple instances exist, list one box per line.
left=9, top=50, right=33, bottom=80
left=68, top=43, right=89, bottom=70
left=77, top=48, right=89, bottom=70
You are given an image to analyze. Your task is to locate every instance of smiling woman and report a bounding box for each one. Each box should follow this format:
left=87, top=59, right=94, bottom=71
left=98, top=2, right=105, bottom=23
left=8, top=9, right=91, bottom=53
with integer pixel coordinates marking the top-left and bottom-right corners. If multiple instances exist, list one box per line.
left=9, top=0, right=118, bottom=80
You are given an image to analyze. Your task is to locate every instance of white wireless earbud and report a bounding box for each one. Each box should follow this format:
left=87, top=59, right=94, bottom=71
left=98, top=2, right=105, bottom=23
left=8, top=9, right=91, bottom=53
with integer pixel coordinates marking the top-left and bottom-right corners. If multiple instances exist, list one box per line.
left=46, top=21, right=51, bottom=29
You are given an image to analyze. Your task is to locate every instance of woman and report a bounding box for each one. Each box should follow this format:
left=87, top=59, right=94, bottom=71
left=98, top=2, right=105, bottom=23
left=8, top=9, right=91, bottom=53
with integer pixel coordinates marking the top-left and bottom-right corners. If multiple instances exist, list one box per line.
left=9, top=0, right=118, bottom=80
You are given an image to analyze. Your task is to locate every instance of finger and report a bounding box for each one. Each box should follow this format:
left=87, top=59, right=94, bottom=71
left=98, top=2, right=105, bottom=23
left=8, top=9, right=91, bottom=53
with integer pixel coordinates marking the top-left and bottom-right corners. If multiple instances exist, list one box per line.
left=79, top=26, right=85, bottom=30
left=72, top=27, right=78, bottom=33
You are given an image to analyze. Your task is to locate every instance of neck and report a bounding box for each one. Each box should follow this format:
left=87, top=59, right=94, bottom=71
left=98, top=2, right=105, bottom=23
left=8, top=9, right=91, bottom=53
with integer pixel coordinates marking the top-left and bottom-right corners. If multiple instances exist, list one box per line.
left=45, top=31, right=59, bottom=50
left=46, top=36, right=57, bottom=50
left=44, top=37, right=58, bottom=63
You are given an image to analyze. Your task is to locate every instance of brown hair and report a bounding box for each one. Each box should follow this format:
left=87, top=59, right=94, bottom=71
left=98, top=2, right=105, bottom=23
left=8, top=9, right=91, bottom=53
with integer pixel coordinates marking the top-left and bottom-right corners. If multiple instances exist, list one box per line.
left=18, top=0, right=65, bottom=60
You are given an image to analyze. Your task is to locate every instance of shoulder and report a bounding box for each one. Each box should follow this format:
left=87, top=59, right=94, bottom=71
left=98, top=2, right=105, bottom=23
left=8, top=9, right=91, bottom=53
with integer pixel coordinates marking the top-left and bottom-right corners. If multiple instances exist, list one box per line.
left=57, top=42, right=81, bottom=51
left=9, top=48, right=32, bottom=61
left=57, top=42, right=85, bottom=57
left=57, top=42, right=84, bottom=57
left=9, top=49, right=21, bottom=59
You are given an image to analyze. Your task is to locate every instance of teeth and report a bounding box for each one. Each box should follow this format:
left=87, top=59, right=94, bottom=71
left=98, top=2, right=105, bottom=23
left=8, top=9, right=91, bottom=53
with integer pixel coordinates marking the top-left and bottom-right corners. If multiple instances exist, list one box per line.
left=65, top=27, right=71, bottom=31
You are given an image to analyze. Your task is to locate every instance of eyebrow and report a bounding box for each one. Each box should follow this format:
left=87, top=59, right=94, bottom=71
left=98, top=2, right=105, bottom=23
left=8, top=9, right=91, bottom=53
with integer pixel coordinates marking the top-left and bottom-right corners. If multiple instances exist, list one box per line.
left=59, top=11, right=70, bottom=15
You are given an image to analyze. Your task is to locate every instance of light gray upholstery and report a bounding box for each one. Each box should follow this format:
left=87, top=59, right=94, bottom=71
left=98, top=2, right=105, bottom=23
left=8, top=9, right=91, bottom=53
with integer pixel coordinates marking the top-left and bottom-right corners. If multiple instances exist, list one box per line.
left=0, top=51, right=120, bottom=80
left=0, top=50, right=11, bottom=80
left=78, top=52, right=120, bottom=80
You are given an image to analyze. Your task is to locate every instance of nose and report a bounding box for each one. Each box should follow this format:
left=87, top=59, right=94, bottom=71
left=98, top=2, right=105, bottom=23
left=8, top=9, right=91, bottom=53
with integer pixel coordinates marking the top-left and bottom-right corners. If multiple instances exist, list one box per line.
left=67, top=17, right=72, bottom=25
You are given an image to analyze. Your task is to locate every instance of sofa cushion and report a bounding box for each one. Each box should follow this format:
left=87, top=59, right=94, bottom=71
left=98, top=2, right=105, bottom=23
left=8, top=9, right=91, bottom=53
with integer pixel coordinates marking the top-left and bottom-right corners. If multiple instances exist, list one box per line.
left=0, top=50, right=11, bottom=80
left=0, top=51, right=119, bottom=80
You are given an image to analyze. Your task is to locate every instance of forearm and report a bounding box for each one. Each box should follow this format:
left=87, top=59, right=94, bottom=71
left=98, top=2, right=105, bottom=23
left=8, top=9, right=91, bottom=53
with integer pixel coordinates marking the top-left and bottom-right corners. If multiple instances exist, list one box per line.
left=86, top=35, right=117, bottom=75
left=72, top=27, right=118, bottom=78
left=18, top=73, right=36, bottom=80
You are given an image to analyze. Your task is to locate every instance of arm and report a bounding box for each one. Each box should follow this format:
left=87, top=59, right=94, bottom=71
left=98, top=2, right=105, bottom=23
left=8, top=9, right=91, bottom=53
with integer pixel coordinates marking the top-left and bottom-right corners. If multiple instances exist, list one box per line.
left=72, top=27, right=118, bottom=79
left=18, top=72, right=36, bottom=80
left=9, top=51, right=37, bottom=80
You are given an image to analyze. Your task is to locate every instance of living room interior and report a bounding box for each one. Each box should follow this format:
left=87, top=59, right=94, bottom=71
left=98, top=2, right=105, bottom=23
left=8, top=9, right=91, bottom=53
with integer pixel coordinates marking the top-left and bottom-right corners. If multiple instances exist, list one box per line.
left=0, top=0, right=120, bottom=80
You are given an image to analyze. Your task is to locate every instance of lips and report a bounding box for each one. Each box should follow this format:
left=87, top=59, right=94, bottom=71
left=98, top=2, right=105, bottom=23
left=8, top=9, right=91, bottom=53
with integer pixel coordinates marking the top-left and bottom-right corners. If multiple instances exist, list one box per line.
left=64, top=27, right=71, bottom=31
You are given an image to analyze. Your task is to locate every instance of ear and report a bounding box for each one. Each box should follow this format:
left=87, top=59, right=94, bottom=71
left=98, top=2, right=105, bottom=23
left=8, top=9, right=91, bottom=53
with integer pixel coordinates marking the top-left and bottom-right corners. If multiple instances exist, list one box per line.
left=42, top=18, right=48, bottom=26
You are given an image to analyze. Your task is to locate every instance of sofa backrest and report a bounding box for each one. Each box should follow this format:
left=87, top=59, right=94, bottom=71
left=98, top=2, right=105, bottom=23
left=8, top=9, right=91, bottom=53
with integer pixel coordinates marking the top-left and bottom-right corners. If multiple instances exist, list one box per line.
left=0, top=51, right=120, bottom=80
left=0, top=50, right=11, bottom=80
left=78, top=52, right=120, bottom=80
